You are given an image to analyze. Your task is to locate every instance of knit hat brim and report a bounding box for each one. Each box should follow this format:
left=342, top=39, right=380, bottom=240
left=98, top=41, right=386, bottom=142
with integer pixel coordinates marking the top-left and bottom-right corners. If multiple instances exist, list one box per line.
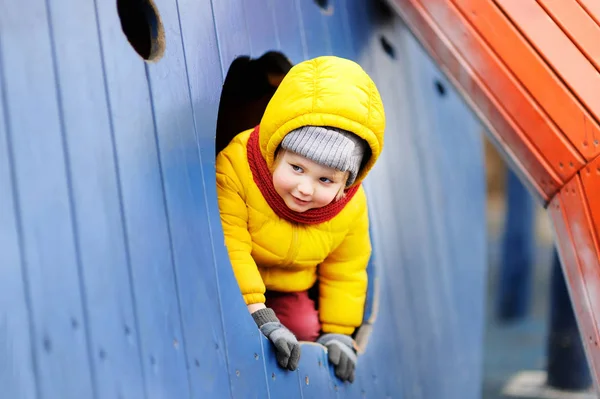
left=280, top=126, right=368, bottom=186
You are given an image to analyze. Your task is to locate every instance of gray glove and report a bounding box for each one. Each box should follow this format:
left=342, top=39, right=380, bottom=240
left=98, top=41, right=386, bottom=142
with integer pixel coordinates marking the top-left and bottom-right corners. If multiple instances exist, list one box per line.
left=317, top=333, right=357, bottom=382
left=252, top=308, right=301, bottom=371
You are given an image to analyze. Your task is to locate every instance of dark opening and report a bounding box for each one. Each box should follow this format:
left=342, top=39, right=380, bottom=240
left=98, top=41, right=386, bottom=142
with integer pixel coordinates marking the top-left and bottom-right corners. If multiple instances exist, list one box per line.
left=117, top=0, right=165, bottom=61
left=379, top=36, right=396, bottom=59
left=314, top=0, right=329, bottom=10
left=215, top=51, right=293, bottom=156
left=434, top=80, right=447, bottom=97
left=374, top=0, right=394, bottom=22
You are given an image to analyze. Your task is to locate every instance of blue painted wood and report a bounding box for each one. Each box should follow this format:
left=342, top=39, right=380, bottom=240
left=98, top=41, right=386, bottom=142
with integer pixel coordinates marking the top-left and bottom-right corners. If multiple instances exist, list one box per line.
left=362, top=26, right=425, bottom=398
left=0, top=54, right=38, bottom=399
left=342, top=0, right=376, bottom=59
left=497, top=169, right=535, bottom=321
left=0, top=1, right=95, bottom=398
left=0, top=0, right=488, bottom=397
left=297, top=0, right=332, bottom=58
left=271, top=0, right=306, bottom=63
left=144, top=0, right=235, bottom=397
left=402, top=20, right=486, bottom=399
left=46, top=0, right=148, bottom=397
left=208, top=1, right=278, bottom=398
left=323, top=0, right=355, bottom=60
left=94, top=2, right=190, bottom=397
left=299, top=343, right=337, bottom=398
left=242, top=0, right=279, bottom=57
left=211, top=0, right=251, bottom=69
left=260, top=336, right=303, bottom=399
left=175, top=0, right=236, bottom=397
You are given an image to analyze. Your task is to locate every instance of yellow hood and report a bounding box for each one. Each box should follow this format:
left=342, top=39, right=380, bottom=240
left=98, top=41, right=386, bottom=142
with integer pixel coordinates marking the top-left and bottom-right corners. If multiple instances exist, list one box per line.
left=258, top=56, right=385, bottom=187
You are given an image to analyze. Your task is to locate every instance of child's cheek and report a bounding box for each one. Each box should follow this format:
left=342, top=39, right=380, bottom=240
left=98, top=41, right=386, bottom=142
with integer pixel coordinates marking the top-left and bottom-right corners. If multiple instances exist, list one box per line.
left=272, top=170, right=289, bottom=194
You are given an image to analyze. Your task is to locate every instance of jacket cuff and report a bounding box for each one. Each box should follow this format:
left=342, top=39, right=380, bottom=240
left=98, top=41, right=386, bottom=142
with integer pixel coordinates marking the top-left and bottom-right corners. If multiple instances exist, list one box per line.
left=243, top=293, right=266, bottom=305
left=320, top=323, right=356, bottom=335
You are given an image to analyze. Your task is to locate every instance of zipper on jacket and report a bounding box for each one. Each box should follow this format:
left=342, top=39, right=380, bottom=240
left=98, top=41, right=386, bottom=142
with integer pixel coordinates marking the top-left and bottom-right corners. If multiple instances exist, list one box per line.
left=282, top=223, right=299, bottom=266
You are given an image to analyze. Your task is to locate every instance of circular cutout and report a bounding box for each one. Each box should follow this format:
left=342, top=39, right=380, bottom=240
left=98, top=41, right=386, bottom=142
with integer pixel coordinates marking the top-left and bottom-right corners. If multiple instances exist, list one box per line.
left=434, top=80, right=447, bottom=97
left=117, top=0, right=165, bottom=62
left=379, top=36, right=396, bottom=59
left=314, top=0, right=334, bottom=15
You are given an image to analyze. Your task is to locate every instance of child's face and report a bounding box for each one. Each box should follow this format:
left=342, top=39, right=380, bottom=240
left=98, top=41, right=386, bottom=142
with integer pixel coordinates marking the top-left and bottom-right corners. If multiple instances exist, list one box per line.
left=272, top=151, right=347, bottom=213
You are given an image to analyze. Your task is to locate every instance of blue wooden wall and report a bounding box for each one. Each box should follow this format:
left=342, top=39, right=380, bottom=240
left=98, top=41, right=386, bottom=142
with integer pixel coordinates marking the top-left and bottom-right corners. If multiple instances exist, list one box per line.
left=0, top=0, right=486, bottom=398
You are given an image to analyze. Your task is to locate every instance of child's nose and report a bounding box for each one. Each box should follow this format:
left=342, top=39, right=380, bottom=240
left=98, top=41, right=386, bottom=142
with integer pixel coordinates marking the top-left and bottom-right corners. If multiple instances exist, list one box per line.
left=297, top=181, right=313, bottom=196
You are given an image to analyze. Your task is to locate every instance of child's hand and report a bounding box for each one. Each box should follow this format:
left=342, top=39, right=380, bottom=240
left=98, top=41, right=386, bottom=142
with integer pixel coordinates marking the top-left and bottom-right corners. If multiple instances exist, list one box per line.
left=251, top=308, right=301, bottom=371
left=317, top=333, right=357, bottom=383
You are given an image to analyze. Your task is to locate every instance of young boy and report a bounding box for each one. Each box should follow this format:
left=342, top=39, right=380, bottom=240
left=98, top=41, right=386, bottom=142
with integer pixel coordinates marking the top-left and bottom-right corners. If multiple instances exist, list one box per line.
left=216, top=56, right=385, bottom=383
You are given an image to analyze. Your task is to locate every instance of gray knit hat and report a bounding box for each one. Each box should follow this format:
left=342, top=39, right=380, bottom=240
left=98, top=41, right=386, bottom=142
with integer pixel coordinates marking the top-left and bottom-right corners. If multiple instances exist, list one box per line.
left=280, top=126, right=369, bottom=186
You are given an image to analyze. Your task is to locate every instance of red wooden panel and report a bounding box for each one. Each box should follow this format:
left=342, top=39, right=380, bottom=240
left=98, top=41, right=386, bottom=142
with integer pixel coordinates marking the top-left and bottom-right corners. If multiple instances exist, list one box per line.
left=576, top=0, right=600, bottom=27
left=495, top=0, right=600, bottom=126
left=388, top=0, right=555, bottom=200
left=538, top=0, right=600, bottom=72
left=451, top=0, right=600, bottom=160
left=581, top=156, right=600, bottom=268
left=549, top=182, right=600, bottom=382
left=413, top=0, right=584, bottom=183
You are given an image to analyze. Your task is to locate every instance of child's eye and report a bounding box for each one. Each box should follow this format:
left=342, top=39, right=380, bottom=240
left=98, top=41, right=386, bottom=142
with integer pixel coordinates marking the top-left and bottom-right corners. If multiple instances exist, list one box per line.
left=291, top=164, right=303, bottom=172
left=320, top=177, right=333, bottom=183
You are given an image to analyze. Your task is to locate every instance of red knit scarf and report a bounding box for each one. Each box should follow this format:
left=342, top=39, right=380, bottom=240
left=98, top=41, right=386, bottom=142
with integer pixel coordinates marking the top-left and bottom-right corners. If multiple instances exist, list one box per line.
left=247, top=126, right=360, bottom=225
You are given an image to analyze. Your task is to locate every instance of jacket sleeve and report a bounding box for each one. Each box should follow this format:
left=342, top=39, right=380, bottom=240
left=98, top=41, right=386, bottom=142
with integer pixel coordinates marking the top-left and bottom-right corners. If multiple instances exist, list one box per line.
left=318, top=193, right=371, bottom=335
left=216, top=147, right=266, bottom=305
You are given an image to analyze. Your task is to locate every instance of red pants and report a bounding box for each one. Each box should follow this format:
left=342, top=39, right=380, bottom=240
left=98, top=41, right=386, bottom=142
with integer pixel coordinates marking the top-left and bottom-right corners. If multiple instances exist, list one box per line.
left=265, top=290, right=321, bottom=342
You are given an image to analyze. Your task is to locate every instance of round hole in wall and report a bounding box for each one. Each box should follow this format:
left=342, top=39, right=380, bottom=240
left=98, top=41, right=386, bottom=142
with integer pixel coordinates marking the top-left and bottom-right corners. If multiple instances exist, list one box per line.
left=117, top=0, right=165, bottom=62
left=314, top=0, right=334, bottom=15
left=379, top=36, right=396, bottom=59
left=434, top=80, right=447, bottom=97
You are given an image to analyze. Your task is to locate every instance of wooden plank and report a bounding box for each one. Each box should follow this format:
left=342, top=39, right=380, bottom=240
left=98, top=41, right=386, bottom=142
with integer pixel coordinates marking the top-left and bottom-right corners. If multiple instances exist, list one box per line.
left=359, top=26, right=418, bottom=399
left=412, top=0, right=585, bottom=183
left=146, top=0, right=239, bottom=398
left=261, top=337, right=303, bottom=399
left=341, top=4, right=397, bottom=396
left=0, top=0, right=96, bottom=397
left=343, top=0, right=377, bottom=60
left=538, top=0, right=600, bottom=72
left=367, top=19, right=487, bottom=397
left=388, top=0, right=553, bottom=201
left=176, top=0, right=237, bottom=397
left=94, top=1, right=191, bottom=397
left=211, top=0, right=251, bottom=68
left=561, top=174, right=600, bottom=375
left=242, top=0, right=279, bottom=57
left=271, top=0, right=306, bottom=63
left=325, top=0, right=355, bottom=60
left=451, top=0, right=600, bottom=160
left=549, top=184, right=600, bottom=385
left=297, top=0, right=332, bottom=58
left=577, top=0, right=600, bottom=27
left=495, top=0, right=600, bottom=126
left=403, top=24, right=488, bottom=397
left=46, top=0, right=149, bottom=397
left=0, top=52, right=38, bottom=399
left=299, top=343, right=337, bottom=398
left=580, top=156, right=600, bottom=288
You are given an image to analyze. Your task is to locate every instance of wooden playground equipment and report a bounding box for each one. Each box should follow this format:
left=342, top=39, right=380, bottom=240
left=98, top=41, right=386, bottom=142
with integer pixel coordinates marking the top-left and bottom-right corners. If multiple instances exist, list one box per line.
left=387, top=0, right=600, bottom=391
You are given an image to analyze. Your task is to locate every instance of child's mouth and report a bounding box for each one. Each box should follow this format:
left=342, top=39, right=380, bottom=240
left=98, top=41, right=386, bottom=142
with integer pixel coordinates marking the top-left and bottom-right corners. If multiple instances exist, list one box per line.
left=292, top=196, right=310, bottom=206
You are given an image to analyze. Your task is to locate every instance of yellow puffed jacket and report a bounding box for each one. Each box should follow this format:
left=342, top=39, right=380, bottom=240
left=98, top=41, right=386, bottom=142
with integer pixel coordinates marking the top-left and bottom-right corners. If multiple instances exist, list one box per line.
left=216, top=56, right=385, bottom=335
